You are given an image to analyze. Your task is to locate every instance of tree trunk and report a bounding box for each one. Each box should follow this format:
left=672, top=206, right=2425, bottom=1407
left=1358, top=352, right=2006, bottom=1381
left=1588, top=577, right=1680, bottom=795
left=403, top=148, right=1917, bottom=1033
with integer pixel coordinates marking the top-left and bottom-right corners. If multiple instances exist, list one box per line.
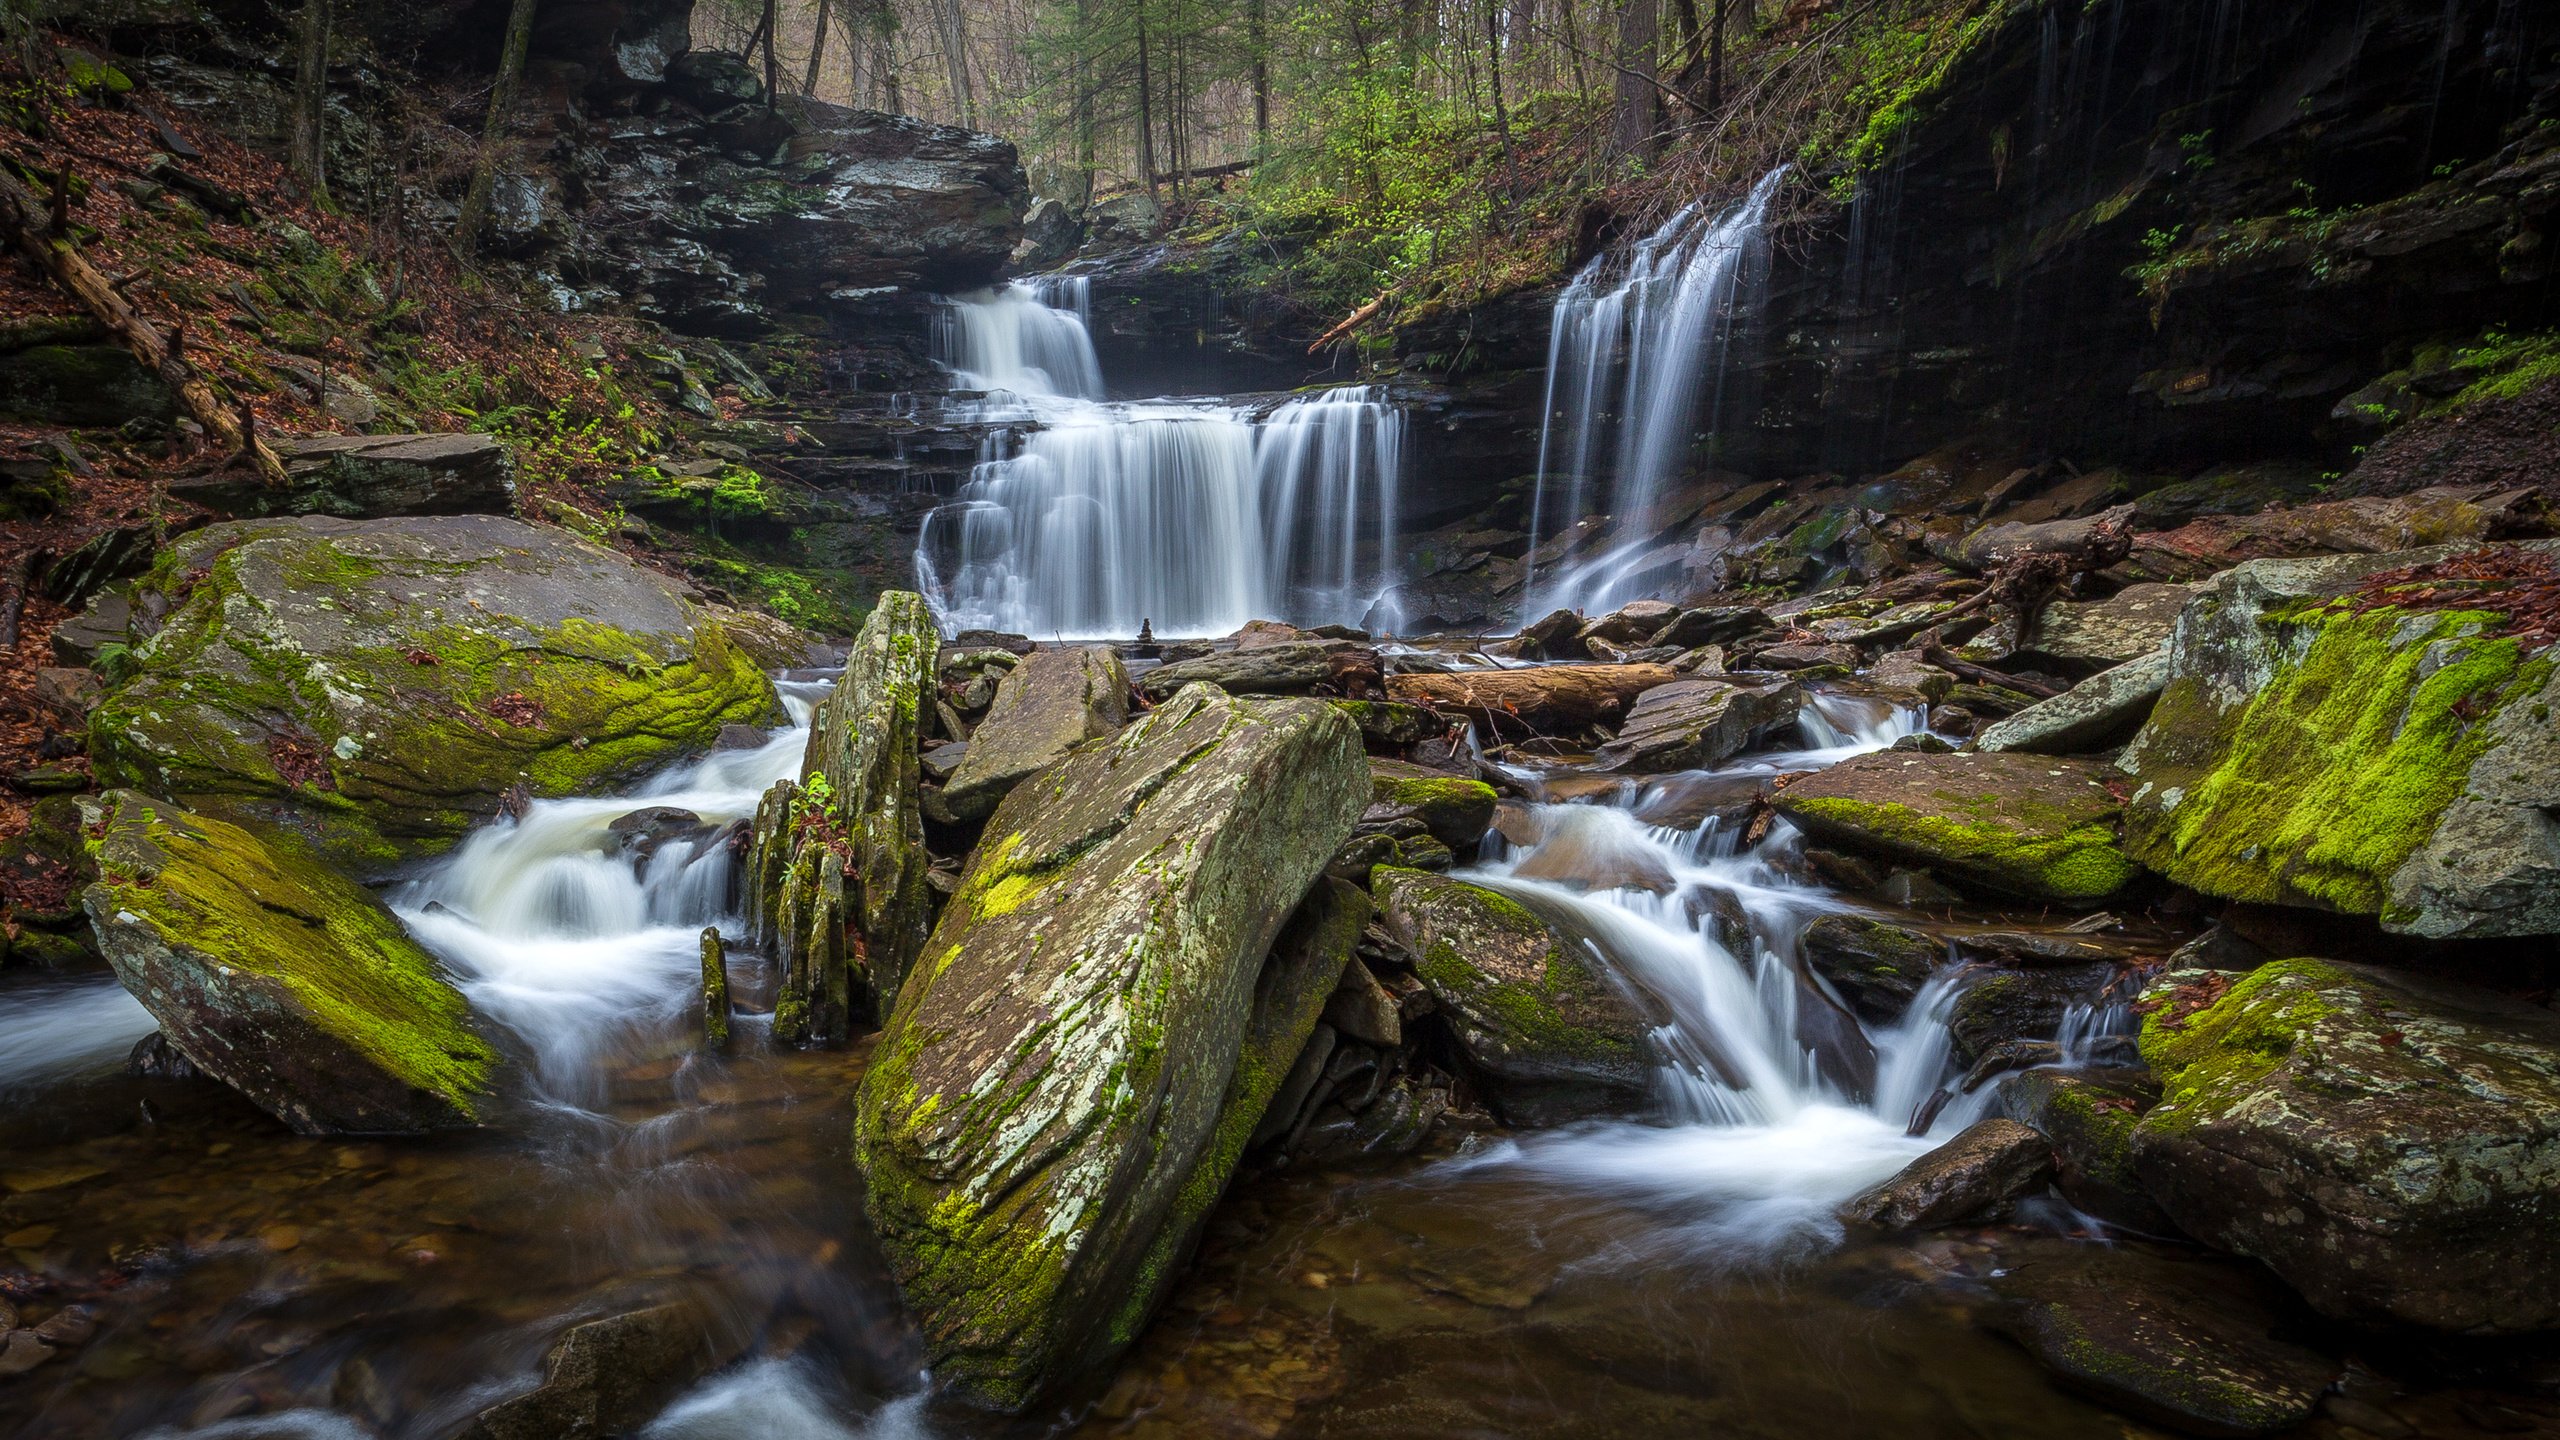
left=1135, top=4, right=1158, bottom=198
left=936, top=0, right=974, bottom=124
left=803, top=0, right=834, bottom=94
left=1612, top=0, right=1661, bottom=154
left=1387, top=665, right=1682, bottom=736
left=0, top=170, right=285, bottom=483
left=1247, top=0, right=1270, bottom=143
left=454, top=0, right=539, bottom=252
left=1709, top=0, right=1729, bottom=109
left=290, top=0, right=331, bottom=204
left=1484, top=0, right=1518, bottom=189
left=760, top=0, right=779, bottom=107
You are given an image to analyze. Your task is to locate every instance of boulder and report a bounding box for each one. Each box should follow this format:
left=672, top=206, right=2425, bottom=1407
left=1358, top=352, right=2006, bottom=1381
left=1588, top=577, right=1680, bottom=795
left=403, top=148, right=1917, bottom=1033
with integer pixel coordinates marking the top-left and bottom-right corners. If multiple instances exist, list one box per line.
left=2002, top=1065, right=2173, bottom=1232
left=1989, top=1242, right=2342, bottom=1438
left=1016, top=196, right=1078, bottom=267
left=172, top=434, right=517, bottom=520
left=0, top=343, right=172, bottom=427
left=1933, top=504, right=2137, bottom=574
left=1799, top=913, right=1941, bottom=1021
left=457, top=1300, right=742, bottom=1440
left=1135, top=639, right=1362, bottom=701
left=1368, top=759, right=1498, bottom=851
left=2009, top=583, right=2194, bottom=668
left=1652, top=605, right=1771, bottom=650
left=1087, top=191, right=1164, bottom=245
left=88, top=516, right=781, bottom=872
left=941, top=645, right=1130, bottom=821
left=2119, top=543, right=2560, bottom=938
left=2123, top=487, right=2538, bottom=580
left=852, top=683, right=1369, bottom=1411
left=1592, top=677, right=1801, bottom=773
left=1373, top=867, right=1654, bottom=1123
left=1948, top=962, right=2120, bottom=1063
left=1975, top=649, right=2170, bottom=755
left=1386, top=664, right=1679, bottom=735
left=1840, top=1117, right=2054, bottom=1229
left=2132, top=958, right=2560, bottom=1333
left=82, top=791, right=496, bottom=1135
left=1772, top=751, right=2137, bottom=904
left=47, top=591, right=130, bottom=668
left=1329, top=699, right=1449, bottom=748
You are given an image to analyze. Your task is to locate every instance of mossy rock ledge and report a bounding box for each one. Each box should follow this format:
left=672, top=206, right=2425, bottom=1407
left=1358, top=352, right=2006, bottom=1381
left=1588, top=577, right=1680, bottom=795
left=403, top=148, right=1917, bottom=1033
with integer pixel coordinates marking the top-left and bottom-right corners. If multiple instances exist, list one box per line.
left=1769, top=750, right=2138, bottom=904
left=82, top=790, right=497, bottom=1135
left=89, top=515, right=784, bottom=875
left=2118, top=544, right=2560, bottom=938
left=850, top=682, right=1370, bottom=1412
left=2132, top=958, right=2560, bottom=1333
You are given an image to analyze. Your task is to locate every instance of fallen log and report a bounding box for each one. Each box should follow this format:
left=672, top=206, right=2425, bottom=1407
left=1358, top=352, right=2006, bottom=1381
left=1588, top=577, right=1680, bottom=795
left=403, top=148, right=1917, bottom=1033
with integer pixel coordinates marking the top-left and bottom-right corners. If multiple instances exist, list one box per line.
left=1309, top=291, right=1389, bottom=353
left=0, top=168, right=285, bottom=484
left=1387, top=663, right=1680, bottom=736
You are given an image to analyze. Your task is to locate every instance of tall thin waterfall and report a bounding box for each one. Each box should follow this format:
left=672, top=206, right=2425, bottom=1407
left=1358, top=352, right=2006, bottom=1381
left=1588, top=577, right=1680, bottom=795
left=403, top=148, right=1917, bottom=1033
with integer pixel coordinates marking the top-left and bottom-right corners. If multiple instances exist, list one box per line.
left=914, top=281, right=1406, bottom=639
left=1524, top=168, right=1784, bottom=619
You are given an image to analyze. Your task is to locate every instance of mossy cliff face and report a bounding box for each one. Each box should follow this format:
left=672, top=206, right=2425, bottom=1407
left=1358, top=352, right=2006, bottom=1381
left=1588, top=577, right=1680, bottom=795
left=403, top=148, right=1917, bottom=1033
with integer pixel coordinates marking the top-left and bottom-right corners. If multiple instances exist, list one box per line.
left=849, top=682, right=1369, bottom=1412
left=81, top=790, right=496, bottom=1135
left=2119, top=546, right=2560, bottom=938
left=1770, top=751, right=2138, bottom=904
left=2130, top=958, right=2560, bottom=1334
left=1372, top=866, right=1655, bottom=1123
left=89, top=515, right=783, bottom=876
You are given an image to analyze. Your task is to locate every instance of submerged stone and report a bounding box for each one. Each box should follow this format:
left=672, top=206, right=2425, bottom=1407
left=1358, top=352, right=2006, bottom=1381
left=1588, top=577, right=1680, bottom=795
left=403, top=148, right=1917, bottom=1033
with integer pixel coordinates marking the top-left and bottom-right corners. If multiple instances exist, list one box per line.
left=82, top=791, right=495, bottom=1135
left=1771, top=751, right=2137, bottom=904
left=852, top=683, right=1369, bottom=1411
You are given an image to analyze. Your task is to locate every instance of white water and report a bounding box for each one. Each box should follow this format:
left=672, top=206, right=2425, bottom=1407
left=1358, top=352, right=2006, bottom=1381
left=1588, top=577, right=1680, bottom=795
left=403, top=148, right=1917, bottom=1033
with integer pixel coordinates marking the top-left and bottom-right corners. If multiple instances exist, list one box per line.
left=0, top=974, right=158, bottom=1093
left=914, top=281, right=1405, bottom=638
left=641, top=1360, right=933, bottom=1440
left=1453, top=691, right=1998, bottom=1256
left=1523, top=168, right=1784, bottom=619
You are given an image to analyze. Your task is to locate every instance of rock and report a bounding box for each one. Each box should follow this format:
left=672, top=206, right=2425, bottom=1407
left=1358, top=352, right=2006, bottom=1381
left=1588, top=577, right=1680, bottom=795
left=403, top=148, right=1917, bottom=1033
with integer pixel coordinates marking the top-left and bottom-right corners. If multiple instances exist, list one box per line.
left=2124, top=487, right=2537, bottom=579
left=1016, top=196, right=1078, bottom=267
left=1135, top=639, right=1363, bottom=701
left=699, top=927, right=730, bottom=1052
left=1386, top=664, right=1680, bottom=735
left=1975, top=650, right=2171, bottom=755
left=0, top=343, right=173, bottom=426
left=127, top=1030, right=202, bottom=1080
left=1800, top=913, right=1941, bottom=1021
left=942, top=645, right=1129, bottom=822
left=47, top=591, right=130, bottom=668
left=2002, top=1066, right=2172, bottom=1231
left=605, top=806, right=707, bottom=861
left=746, top=593, right=937, bottom=1039
left=30, top=1306, right=92, bottom=1348
left=714, top=723, right=766, bottom=751
left=458, top=1300, right=739, bottom=1440
left=1505, top=804, right=1677, bottom=894
left=1948, top=963, right=2120, bottom=1063
left=1328, top=699, right=1449, bottom=747
left=2131, top=958, right=2560, bottom=1333
left=31, top=666, right=100, bottom=725
left=1747, top=641, right=1858, bottom=671
left=0, top=1330, right=52, bottom=1378
left=1990, top=1242, right=2342, bottom=1438
left=851, top=683, right=1369, bottom=1411
left=89, top=516, right=781, bottom=872
left=172, top=434, right=517, bottom=520
left=1579, top=602, right=1674, bottom=646
left=1592, top=677, right=1802, bottom=773
left=1231, top=619, right=1310, bottom=649
left=1368, top=759, right=1497, bottom=851
left=1517, top=607, right=1584, bottom=657
left=1934, top=504, right=2137, bottom=574
left=1841, top=1117, right=2054, bottom=1229
left=1653, top=605, right=1771, bottom=650
left=1087, top=191, right=1165, bottom=244
left=955, top=629, right=1036, bottom=655
left=83, top=791, right=496, bottom=1135
left=1323, top=957, right=1402, bottom=1048
left=708, top=607, right=834, bottom=671
left=2011, top=583, right=2194, bottom=668
left=1869, top=649, right=1956, bottom=703
left=1772, top=751, right=2137, bottom=904
left=2120, top=543, right=2560, bottom=938
left=1374, top=867, right=1654, bottom=1123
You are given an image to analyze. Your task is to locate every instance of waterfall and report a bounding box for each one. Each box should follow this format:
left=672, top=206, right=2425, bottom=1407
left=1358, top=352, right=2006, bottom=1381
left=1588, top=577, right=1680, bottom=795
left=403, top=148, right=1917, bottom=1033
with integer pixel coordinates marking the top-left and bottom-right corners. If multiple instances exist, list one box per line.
left=0, top=975, right=156, bottom=1095
left=1523, top=168, right=1784, bottom=619
left=913, top=282, right=1406, bottom=639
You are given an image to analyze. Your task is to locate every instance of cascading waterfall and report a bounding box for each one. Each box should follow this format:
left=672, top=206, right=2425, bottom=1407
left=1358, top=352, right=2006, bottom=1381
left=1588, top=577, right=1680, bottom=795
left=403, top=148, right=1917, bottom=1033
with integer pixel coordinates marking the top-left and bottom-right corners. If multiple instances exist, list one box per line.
left=1523, top=168, right=1784, bottom=619
left=913, top=281, right=1405, bottom=638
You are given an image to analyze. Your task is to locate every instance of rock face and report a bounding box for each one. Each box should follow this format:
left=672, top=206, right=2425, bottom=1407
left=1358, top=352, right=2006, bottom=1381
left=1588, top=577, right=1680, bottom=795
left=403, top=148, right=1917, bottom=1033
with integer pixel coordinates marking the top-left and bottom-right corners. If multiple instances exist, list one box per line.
left=2120, top=545, right=2560, bottom=938
left=1772, top=751, right=2137, bottom=904
left=88, top=516, right=780, bottom=872
left=82, top=791, right=495, bottom=1135
left=1842, top=1118, right=2054, bottom=1230
left=2132, top=958, right=2560, bottom=1334
left=1592, top=678, right=1802, bottom=773
left=174, top=434, right=517, bottom=519
left=941, top=644, right=1129, bottom=822
left=1373, top=867, right=1655, bottom=1123
left=852, top=683, right=1369, bottom=1411
left=744, top=593, right=937, bottom=1039
left=1975, top=650, right=2169, bottom=756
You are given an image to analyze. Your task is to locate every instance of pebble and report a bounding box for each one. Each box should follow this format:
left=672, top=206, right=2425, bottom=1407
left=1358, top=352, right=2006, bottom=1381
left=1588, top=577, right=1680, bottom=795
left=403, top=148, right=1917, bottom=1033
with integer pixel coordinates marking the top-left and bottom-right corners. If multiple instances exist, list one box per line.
left=0, top=1330, right=55, bottom=1376
left=33, top=1306, right=95, bottom=1348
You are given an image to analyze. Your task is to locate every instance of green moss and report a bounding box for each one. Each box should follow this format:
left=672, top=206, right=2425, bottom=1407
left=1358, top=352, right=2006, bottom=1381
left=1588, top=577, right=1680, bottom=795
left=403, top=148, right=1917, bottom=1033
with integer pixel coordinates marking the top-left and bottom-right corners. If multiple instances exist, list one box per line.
left=2133, top=605, right=2546, bottom=915
left=1782, top=794, right=2136, bottom=901
left=2136, top=959, right=2347, bottom=1132
left=1384, top=868, right=1640, bottom=1067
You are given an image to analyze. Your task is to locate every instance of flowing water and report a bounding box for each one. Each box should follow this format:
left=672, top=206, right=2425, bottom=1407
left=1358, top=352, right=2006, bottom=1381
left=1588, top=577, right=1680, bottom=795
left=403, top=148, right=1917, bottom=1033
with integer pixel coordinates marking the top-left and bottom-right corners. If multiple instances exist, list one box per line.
left=913, top=283, right=1404, bottom=639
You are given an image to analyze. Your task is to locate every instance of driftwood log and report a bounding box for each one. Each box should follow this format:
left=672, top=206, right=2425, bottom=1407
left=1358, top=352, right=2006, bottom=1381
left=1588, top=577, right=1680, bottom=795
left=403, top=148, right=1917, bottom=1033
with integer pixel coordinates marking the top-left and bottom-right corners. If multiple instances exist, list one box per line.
left=1388, top=663, right=1679, bottom=736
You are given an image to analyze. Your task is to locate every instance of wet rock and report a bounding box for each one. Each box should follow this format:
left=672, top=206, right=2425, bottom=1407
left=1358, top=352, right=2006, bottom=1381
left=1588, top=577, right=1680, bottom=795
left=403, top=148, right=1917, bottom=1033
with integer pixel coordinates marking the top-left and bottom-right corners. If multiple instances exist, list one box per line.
left=1136, top=639, right=1363, bottom=701
left=1232, top=619, right=1311, bottom=649
left=1579, top=601, right=1677, bottom=646
left=126, top=1030, right=203, bottom=1080
left=852, top=684, right=1369, bottom=1411
left=1593, top=678, right=1802, bottom=773
left=1368, top=759, right=1498, bottom=851
left=89, top=515, right=781, bottom=873
left=1800, top=914, right=1941, bottom=1021
left=30, top=1306, right=92, bottom=1348
left=1238, top=881, right=1373, bottom=1154
left=2120, top=543, right=2560, bottom=938
left=1506, top=805, right=1677, bottom=893
left=1329, top=699, right=1449, bottom=748
left=1772, top=751, right=2137, bottom=904
left=1990, top=1242, right=2342, bottom=1438
left=1746, top=641, right=1858, bottom=671
left=1975, top=650, right=2170, bottom=756
left=458, top=1300, right=736, bottom=1440
left=955, top=629, right=1036, bottom=655
left=1016, top=196, right=1078, bottom=267
left=2132, top=958, right=2560, bottom=1333
left=1388, top=664, right=1679, bottom=735
left=1517, top=608, right=1585, bottom=657
left=1842, top=1118, right=2054, bottom=1229
left=2002, top=1066, right=2173, bottom=1232
left=1948, top=962, right=2120, bottom=1064
left=942, top=645, right=1130, bottom=822
left=2009, top=583, right=2195, bottom=669
left=605, top=806, right=707, bottom=861
left=699, top=928, right=730, bottom=1053
left=172, top=433, right=517, bottom=520
left=1323, top=957, right=1402, bottom=1048
left=1374, top=867, right=1655, bottom=1123
left=1630, top=771, right=1768, bottom=833
left=714, top=723, right=767, bottom=751
left=84, top=791, right=497, bottom=1134
left=0, top=1330, right=52, bottom=1377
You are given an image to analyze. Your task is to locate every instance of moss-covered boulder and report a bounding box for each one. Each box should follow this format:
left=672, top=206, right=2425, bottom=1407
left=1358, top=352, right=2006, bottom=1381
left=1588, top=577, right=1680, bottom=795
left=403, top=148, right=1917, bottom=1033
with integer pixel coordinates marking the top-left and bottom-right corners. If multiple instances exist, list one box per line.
left=1373, top=867, right=1655, bottom=1123
left=851, top=683, right=1370, bottom=1411
left=2003, top=1065, right=2172, bottom=1232
left=81, top=791, right=495, bottom=1135
left=1771, top=751, right=2137, bottom=904
left=90, top=515, right=782, bottom=874
left=1800, top=913, right=1941, bottom=1021
left=1368, top=759, right=1498, bottom=851
left=941, top=644, right=1129, bottom=822
left=2119, top=545, right=2560, bottom=938
left=2131, top=958, right=2560, bottom=1333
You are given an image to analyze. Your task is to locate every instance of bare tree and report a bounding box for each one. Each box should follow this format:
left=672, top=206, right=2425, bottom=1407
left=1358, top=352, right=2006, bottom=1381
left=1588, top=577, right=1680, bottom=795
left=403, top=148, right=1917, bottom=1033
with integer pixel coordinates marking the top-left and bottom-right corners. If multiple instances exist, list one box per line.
left=1613, top=0, right=1661, bottom=155
left=290, top=0, right=331, bottom=204
left=804, top=0, right=836, bottom=94
left=455, top=0, right=538, bottom=252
